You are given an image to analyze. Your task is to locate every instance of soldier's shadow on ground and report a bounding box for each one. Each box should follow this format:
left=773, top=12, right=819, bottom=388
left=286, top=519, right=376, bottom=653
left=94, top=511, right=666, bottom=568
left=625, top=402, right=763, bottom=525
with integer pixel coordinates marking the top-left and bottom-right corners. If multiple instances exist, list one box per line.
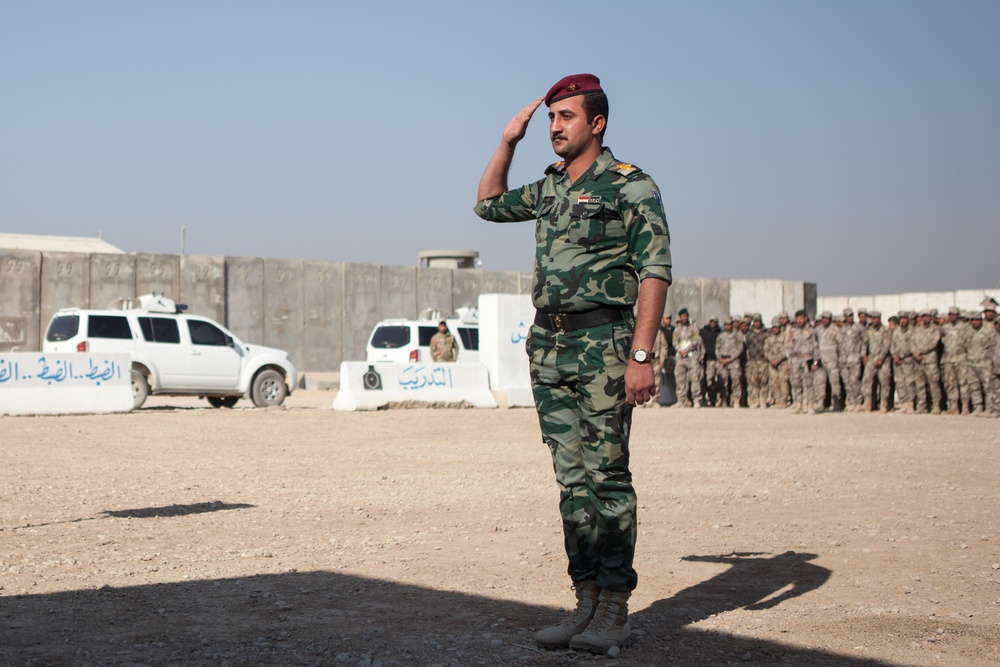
left=1, top=551, right=898, bottom=666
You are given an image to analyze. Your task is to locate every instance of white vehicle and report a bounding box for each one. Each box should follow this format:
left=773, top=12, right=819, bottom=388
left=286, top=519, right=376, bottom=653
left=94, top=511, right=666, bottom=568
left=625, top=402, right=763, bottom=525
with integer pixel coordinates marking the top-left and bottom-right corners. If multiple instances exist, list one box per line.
left=42, top=294, right=296, bottom=409
left=366, top=307, right=479, bottom=364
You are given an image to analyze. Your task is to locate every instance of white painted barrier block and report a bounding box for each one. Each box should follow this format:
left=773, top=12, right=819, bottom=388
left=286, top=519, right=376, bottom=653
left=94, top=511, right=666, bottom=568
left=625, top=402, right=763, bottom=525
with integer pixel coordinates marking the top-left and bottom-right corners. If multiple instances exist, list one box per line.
left=333, top=361, right=497, bottom=411
left=0, top=353, right=133, bottom=416
left=478, top=293, right=534, bottom=407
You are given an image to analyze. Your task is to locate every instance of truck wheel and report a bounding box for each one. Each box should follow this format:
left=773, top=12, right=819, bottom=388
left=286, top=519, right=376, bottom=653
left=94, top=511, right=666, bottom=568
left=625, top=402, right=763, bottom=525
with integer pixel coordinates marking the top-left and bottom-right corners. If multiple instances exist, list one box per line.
left=130, top=369, right=150, bottom=409
left=251, top=369, right=287, bottom=407
left=207, top=396, right=239, bottom=408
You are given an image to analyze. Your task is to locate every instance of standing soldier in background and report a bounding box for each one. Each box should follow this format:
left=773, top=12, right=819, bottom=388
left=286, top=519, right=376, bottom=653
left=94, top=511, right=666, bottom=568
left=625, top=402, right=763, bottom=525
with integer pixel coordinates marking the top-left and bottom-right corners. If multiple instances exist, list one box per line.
left=966, top=312, right=994, bottom=416
left=787, top=310, right=819, bottom=414
left=744, top=314, right=769, bottom=409
left=839, top=308, right=866, bottom=411
left=700, top=317, right=722, bottom=406
left=990, top=317, right=1000, bottom=417
left=861, top=311, right=893, bottom=412
left=814, top=311, right=843, bottom=411
left=673, top=309, right=703, bottom=408
left=890, top=312, right=916, bottom=414
left=429, top=321, right=459, bottom=362
left=911, top=311, right=943, bottom=414
left=765, top=316, right=790, bottom=408
left=983, top=297, right=997, bottom=324
left=857, top=308, right=870, bottom=330
left=940, top=306, right=972, bottom=414
left=652, top=314, right=675, bottom=407
left=716, top=316, right=745, bottom=408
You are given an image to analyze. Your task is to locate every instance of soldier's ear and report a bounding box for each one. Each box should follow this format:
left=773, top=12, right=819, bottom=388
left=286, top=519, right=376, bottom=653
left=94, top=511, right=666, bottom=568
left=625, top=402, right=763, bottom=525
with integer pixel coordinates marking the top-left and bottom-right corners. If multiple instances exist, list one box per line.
left=590, top=114, right=606, bottom=137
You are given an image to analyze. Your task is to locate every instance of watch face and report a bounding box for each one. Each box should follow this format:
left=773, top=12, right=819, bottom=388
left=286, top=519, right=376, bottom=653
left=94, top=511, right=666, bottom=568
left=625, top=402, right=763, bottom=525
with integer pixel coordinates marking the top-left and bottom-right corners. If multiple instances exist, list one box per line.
left=633, top=349, right=648, bottom=363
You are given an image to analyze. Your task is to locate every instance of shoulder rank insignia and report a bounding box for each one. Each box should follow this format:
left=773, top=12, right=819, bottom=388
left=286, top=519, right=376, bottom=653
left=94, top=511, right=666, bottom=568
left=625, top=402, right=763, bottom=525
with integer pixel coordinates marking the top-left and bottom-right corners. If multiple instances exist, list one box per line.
left=610, top=162, right=641, bottom=176
left=545, top=160, right=567, bottom=175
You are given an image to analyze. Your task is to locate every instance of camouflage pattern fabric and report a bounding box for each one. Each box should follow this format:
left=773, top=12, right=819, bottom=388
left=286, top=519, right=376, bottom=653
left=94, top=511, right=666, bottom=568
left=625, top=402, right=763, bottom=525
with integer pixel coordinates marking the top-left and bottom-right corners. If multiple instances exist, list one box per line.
left=890, top=325, right=915, bottom=412
left=430, top=331, right=458, bottom=362
left=475, top=148, right=671, bottom=313
left=765, top=329, right=790, bottom=407
left=786, top=325, right=818, bottom=409
left=862, top=324, right=892, bottom=411
left=525, top=319, right=638, bottom=592
left=940, top=320, right=972, bottom=412
left=744, top=327, right=769, bottom=408
left=716, top=329, right=744, bottom=407
left=911, top=323, right=942, bottom=413
left=968, top=324, right=997, bottom=412
left=838, top=322, right=866, bottom=409
left=477, top=146, right=672, bottom=594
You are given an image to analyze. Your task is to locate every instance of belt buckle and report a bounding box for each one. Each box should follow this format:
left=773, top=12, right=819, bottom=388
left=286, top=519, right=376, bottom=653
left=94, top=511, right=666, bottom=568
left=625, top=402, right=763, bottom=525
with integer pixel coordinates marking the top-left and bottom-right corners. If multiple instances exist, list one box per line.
left=550, top=313, right=566, bottom=333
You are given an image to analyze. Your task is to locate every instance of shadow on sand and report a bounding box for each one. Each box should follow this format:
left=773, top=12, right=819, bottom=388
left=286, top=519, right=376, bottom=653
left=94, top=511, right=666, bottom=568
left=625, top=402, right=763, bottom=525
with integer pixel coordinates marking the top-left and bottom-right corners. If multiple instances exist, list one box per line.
left=0, top=545, right=903, bottom=666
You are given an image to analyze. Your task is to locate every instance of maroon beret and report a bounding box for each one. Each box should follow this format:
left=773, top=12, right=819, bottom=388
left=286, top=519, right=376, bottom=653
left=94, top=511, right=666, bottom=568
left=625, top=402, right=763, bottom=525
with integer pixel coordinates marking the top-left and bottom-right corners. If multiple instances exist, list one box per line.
left=544, top=73, right=603, bottom=106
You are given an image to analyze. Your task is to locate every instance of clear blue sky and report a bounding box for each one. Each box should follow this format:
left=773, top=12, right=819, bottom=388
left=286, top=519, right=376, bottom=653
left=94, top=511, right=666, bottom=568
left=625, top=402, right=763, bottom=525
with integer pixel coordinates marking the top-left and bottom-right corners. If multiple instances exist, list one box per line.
left=2, top=1, right=998, bottom=296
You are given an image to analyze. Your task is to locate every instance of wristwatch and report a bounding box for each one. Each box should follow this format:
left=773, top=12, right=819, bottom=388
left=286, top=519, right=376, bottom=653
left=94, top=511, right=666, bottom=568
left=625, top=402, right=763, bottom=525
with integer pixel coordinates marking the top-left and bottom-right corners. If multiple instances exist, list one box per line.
left=630, top=349, right=651, bottom=364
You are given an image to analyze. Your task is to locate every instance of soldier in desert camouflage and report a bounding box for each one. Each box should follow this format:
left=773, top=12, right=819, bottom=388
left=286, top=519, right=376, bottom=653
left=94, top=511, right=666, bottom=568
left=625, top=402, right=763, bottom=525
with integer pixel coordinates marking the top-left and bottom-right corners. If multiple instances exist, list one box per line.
left=765, top=317, right=790, bottom=408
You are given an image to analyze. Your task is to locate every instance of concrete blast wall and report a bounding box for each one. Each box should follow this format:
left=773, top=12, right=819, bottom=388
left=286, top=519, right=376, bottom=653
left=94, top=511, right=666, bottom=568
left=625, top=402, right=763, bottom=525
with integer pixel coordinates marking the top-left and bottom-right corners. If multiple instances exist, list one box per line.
left=818, top=289, right=997, bottom=316
left=2, top=248, right=816, bottom=371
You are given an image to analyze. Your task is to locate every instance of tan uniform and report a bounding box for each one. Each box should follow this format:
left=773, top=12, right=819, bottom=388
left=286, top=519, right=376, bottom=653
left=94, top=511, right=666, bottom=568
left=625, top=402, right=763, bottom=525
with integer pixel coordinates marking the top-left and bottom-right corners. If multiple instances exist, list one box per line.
left=940, top=320, right=972, bottom=413
left=861, top=324, right=892, bottom=411
left=744, top=327, right=769, bottom=409
left=673, top=321, right=703, bottom=407
left=911, top=323, right=942, bottom=414
left=716, top=328, right=744, bottom=407
left=890, top=324, right=915, bottom=413
left=786, top=324, right=819, bottom=413
left=765, top=329, right=790, bottom=407
left=838, top=322, right=866, bottom=410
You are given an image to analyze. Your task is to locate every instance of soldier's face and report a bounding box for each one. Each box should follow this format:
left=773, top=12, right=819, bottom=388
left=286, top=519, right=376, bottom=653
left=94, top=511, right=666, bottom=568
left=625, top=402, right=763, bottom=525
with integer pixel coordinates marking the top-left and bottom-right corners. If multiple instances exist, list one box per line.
left=679, top=314, right=689, bottom=324
left=548, top=96, right=603, bottom=160
left=971, top=319, right=982, bottom=330
left=795, top=315, right=806, bottom=327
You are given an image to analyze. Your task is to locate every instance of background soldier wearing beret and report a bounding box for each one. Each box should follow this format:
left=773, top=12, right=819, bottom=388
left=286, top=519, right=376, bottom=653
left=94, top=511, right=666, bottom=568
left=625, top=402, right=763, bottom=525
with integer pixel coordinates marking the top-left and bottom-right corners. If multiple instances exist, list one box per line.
left=475, top=73, right=671, bottom=652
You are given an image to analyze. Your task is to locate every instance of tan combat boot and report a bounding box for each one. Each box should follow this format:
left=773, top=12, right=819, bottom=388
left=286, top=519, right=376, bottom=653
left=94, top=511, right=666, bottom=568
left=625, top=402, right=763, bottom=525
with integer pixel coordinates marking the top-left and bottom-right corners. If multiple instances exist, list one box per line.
left=569, top=589, right=631, bottom=653
left=534, top=581, right=600, bottom=649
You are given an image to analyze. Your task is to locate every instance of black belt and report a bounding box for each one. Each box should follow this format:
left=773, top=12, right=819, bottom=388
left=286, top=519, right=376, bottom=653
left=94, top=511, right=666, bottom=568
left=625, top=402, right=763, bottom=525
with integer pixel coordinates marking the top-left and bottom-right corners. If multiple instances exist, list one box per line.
left=534, top=307, right=627, bottom=334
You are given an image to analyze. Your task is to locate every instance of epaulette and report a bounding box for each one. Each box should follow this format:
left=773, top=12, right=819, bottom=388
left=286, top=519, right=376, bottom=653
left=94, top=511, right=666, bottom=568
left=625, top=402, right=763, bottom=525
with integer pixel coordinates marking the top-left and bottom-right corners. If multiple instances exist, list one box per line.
left=545, top=160, right=566, bottom=175
left=609, top=162, right=642, bottom=177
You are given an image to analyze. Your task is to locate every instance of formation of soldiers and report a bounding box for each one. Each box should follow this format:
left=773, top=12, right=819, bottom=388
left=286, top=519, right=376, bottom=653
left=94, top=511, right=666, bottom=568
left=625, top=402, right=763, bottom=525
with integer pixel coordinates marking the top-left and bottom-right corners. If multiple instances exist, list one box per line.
left=651, top=299, right=1000, bottom=417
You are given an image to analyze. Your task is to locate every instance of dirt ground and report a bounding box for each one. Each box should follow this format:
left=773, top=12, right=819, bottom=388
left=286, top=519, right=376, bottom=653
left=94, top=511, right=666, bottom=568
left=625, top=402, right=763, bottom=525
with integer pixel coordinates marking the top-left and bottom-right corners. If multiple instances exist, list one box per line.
left=1, top=391, right=998, bottom=667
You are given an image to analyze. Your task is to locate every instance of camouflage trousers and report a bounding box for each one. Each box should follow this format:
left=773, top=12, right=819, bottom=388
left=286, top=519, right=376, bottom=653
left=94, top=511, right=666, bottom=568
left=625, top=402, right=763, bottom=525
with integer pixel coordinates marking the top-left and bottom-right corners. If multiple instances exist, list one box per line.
left=940, top=361, right=969, bottom=412
left=914, top=359, right=942, bottom=413
left=967, top=363, right=991, bottom=412
left=527, top=320, right=638, bottom=592
left=768, top=360, right=790, bottom=407
left=703, top=359, right=722, bottom=405
left=841, top=361, right=863, bottom=408
left=718, top=360, right=742, bottom=407
left=745, top=360, right=769, bottom=408
left=789, top=357, right=815, bottom=407
left=893, top=359, right=916, bottom=409
left=674, top=355, right=702, bottom=406
left=992, top=369, right=1000, bottom=416
left=861, top=359, right=892, bottom=410
left=813, top=358, right=842, bottom=408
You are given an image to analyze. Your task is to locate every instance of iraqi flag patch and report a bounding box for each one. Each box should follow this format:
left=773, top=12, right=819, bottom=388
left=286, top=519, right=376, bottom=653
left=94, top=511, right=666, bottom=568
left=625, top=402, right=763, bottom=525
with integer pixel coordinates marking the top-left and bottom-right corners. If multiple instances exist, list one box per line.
left=577, top=195, right=602, bottom=205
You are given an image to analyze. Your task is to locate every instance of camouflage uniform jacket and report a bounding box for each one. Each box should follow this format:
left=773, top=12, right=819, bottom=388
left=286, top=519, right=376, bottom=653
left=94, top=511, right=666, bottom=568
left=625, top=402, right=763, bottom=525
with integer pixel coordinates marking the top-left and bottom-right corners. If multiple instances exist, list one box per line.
left=786, top=325, right=818, bottom=359
left=764, top=330, right=787, bottom=365
left=838, top=323, right=865, bottom=364
left=817, top=323, right=842, bottom=364
left=911, top=324, right=942, bottom=361
left=716, top=330, right=744, bottom=360
left=940, top=321, right=972, bottom=363
left=890, top=325, right=913, bottom=360
left=865, top=325, right=891, bottom=363
left=474, top=148, right=672, bottom=313
left=429, top=332, right=458, bottom=362
left=968, top=326, right=997, bottom=366
left=673, top=322, right=703, bottom=360
left=745, top=328, right=768, bottom=362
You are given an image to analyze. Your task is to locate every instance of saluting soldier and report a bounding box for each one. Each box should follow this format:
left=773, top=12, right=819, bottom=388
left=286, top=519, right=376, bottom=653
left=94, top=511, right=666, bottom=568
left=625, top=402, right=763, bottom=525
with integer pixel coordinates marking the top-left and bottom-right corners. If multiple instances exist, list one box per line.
left=474, top=73, right=671, bottom=652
